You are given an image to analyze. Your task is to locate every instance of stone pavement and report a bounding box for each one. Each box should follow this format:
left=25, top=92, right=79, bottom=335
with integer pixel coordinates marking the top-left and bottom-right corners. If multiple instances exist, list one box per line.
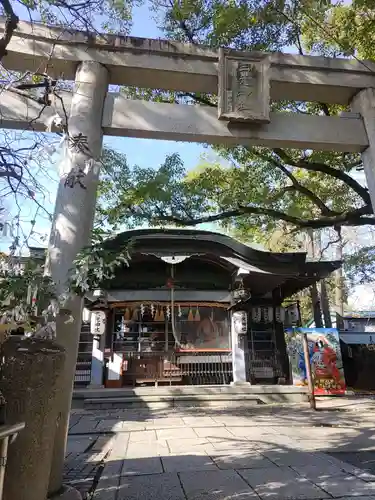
left=64, top=397, right=375, bottom=500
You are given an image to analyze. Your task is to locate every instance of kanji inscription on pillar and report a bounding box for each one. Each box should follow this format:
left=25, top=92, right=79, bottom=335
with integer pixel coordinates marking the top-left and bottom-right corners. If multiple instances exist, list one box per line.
left=218, top=49, right=270, bottom=123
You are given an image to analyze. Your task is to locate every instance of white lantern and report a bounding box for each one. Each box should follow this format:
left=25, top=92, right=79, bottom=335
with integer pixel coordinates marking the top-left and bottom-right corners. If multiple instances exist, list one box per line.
left=90, top=310, right=106, bottom=335
left=233, top=311, right=248, bottom=334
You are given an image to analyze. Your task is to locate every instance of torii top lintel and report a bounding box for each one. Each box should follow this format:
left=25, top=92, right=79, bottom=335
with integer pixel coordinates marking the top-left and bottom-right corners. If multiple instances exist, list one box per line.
left=1, top=17, right=375, bottom=105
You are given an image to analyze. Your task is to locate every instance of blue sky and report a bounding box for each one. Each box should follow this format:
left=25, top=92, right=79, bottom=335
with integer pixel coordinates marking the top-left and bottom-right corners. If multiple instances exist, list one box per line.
left=0, top=2, right=212, bottom=250
left=105, top=3, right=207, bottom=176
left=0, top=0, right=356, bottom=252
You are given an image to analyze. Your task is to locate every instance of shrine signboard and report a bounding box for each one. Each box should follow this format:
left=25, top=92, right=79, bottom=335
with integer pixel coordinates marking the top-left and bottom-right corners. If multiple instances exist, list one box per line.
left=218, top=49, right=270, bottom=124
left=285, top=327, right=346, bottom=395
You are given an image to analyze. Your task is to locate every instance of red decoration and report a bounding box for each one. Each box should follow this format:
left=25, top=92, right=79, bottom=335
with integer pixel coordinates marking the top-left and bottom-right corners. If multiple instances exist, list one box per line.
left=166, top=278, right=174, bottom=289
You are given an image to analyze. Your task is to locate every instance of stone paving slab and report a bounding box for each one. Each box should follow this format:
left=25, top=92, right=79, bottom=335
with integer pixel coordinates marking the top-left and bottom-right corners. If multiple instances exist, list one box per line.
left=92, top=476, right=119, bottom=500
left=69, top=418, right=100, bottom=434
left=156, top=426, right=198, bottom=440
left=291, top=463, right=350, bottom=478
left=238, top=466, right=330, bottom=500
left=161, top=454, right=217, bottom=472
left=125, top=440, right=169, bottom=458
left=118, top=472, right=186, bottom=500
left=65, top=399, right=375, bottom=499
left=66, top=436, right=94, bottom=454
left=102, top=459, right=123, bottom=477
left=315, top=473, right=375, bottom=497
left=208, top=438, right=259, bottom=452
left=167, top=437, right=211, bottom=454
left=261, top=450, right=336, bottom=467
left=179, top=469, right=258, bottom=499
left=226, top=426, right=273, bottom=437
left=146, top=417, right=186, bottom=429
left=128, top=429, right=158, bottom=442
left=107, top=433, right=129, bottom=460
left=121, top=456, right=164, bottom=476
left=182, top=416, right=224, bottom=427
left=194, top=426, right=234, bottom=439
left=211, top=450, right=278, bottom=470
left=95, top=419, right=124, bottom=432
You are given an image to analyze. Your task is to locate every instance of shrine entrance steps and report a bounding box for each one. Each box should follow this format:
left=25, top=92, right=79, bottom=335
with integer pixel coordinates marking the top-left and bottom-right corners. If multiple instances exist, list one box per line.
left=72, top=385, right=309, bottom=410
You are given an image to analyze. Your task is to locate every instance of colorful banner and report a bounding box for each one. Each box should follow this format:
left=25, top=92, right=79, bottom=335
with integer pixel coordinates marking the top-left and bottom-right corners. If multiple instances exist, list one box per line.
left=285, top=328, right=346, bottom=395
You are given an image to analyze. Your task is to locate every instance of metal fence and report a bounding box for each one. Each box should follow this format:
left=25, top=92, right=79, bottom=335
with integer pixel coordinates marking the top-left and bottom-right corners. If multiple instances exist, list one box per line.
left=74, top=323, right=93, bottom=386
left=245, top=350, right=284, bottom=384
left=118, top=351, right=233, bottom=386
left=0, top=422, right=25, bottom=500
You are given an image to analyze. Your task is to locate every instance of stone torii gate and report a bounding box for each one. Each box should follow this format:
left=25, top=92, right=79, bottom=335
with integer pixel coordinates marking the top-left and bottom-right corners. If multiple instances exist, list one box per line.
left=1, top=18, right=375, bottom=497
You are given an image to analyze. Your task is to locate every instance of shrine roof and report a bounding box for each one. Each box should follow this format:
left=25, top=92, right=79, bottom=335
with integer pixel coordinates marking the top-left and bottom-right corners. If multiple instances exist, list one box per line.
left=103, top=228, right=341, bottom=282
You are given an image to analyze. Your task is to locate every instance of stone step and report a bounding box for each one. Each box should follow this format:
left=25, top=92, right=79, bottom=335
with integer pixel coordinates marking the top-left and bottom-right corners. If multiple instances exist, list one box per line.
left=74, top=385, right=308, bottom=410
left=81, top=386, right=308, bottom=410
left=75, top=384, right=308, bottom=399
left=84, top=393, right=262, bottom=410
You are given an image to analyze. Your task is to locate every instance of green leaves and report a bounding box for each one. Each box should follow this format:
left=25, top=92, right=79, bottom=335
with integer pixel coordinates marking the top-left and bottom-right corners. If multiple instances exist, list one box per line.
left=302, top=0, right=375, bottom=60
left=344, top=245, right=375, bottom=286
left=17, top=0, right=141, bottom=33
left=151, top=0, right=295, bottom=50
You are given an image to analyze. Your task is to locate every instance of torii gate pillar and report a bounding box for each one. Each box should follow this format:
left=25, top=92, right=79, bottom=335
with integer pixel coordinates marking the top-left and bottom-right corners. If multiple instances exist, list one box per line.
left=45, top=61, right=108, bottom=496
left=352, top=88, right=375, bottom=211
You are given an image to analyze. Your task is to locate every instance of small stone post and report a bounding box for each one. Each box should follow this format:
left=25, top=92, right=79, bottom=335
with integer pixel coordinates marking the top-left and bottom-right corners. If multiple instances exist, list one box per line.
left=46, top=61, right=109, bottom=495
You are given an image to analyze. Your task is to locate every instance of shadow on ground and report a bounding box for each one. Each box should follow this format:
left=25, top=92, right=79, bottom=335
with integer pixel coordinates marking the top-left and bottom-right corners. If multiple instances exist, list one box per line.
left=64, top=396, right=375, bottom=499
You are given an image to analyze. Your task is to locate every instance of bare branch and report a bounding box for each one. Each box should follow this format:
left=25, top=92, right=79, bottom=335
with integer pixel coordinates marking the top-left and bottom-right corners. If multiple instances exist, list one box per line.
left=0, top=0, right=19, bottom=61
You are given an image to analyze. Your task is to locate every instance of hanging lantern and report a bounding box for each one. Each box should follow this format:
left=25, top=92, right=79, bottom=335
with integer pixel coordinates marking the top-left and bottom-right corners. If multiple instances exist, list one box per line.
left=140, top=303, right=145, bottom=318
left=263, top=307, right=273, bottom=323
left=159, top=307, right=165, bottom=322
left=275, top=306, right=285, bottom=323
left=154, top=308, right=160, bottom=321
left=188, top=308, right=194, bottom=321
left=263, top=307, right=269, bottom=323
left=166, top=305, right=171, bottom=320
left=150, top=303, right=155, bottom=318
left=178, top=305, right=182, bottom=317
left=195, top=307, right=201, bottom=322
left=252, top=307, right=261, bottom=323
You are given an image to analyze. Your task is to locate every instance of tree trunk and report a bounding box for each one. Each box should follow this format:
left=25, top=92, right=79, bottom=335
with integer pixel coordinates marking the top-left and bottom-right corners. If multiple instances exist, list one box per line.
left=310, top=284, right=323, bottom=328
left=335, top=230, right=345, bottom=317
left=320, top=280, right=332, bottom=328
left=306, top=230, right=323, bottom=327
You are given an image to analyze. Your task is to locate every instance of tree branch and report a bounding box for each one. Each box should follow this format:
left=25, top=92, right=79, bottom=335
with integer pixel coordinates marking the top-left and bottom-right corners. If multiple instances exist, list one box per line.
left=0, top=0, right=19, bottom=61
left=254, top=149, right=338, bottom=216
left=273, top=148, right=372, bottom=206
left=141, top=204, right=375, bottom=230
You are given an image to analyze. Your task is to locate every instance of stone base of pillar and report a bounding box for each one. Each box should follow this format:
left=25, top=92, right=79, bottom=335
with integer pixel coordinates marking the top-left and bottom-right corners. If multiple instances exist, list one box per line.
left=231, top=381, right=251, bottom=386
left=48, top=485, right=82, bottom=500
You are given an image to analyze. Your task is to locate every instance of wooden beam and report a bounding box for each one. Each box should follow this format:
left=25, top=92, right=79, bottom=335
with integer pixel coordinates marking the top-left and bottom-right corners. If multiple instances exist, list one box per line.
left=1, top=18, right=375, bottom=104
left=0, top=91, right=368, bottom=152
